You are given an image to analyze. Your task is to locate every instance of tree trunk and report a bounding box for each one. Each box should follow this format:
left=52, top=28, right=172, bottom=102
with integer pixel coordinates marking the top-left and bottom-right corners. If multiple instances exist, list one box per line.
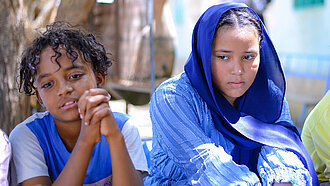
left=55, top=0, right=96, bottom=26
left=0, top=0, right=31, bottom=135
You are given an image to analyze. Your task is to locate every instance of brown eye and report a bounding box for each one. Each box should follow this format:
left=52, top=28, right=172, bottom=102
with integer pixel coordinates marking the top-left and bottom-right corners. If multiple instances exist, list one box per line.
left=217, top=55, right=229, bottom=60
left=243, top=55, right=255, bottom=61
left=41, top=82, right=53, bottom=89
left=69, top=73, right=83, bottom=80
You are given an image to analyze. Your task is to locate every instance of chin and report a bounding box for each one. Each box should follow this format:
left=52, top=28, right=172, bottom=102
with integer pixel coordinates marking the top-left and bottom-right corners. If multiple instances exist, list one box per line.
left=229, top=92, right=245, bottom=98
left=53, top=114, right=81, bottom=123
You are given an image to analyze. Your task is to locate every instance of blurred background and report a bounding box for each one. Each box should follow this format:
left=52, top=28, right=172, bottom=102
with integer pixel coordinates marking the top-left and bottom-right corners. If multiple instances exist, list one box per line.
left=0, top=0, right=329, bottom=137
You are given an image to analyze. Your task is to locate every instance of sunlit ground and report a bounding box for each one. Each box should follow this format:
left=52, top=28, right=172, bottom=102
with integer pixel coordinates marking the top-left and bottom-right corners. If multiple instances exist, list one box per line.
left=109, top=100, right=152, bottom=140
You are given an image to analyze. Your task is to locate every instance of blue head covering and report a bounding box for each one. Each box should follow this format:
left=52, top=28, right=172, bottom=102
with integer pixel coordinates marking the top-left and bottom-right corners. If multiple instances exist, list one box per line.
left=184, top=2, right=319, bottom=185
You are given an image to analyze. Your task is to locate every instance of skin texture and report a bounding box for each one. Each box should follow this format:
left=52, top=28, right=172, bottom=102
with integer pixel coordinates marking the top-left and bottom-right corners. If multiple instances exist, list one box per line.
left=211, top=26, right=260, bottom=106
left=22, top=46, right=143, bottom=186
left=211, top=26, right=292, bottom=186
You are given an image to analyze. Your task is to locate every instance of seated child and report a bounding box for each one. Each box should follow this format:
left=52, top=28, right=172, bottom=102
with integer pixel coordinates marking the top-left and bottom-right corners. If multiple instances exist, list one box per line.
left=9, top=22, right=148, bottom=185
left=0, top=129, right=11, bottom=186
left=144, top=2, right=318, bottom=186
left=302, top=90, right=330, bottom=185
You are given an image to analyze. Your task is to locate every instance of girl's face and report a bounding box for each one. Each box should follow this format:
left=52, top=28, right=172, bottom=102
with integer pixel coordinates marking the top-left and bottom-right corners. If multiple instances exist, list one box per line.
left=211, top=26, right=260, bottom=106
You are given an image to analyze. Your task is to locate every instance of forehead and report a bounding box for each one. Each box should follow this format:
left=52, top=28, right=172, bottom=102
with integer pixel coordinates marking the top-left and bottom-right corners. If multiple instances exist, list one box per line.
left=213, top=26, right=259, bottom=47
left=37, top=46, right=91, bottom=74
left=216, top=25, right=258, bottom=38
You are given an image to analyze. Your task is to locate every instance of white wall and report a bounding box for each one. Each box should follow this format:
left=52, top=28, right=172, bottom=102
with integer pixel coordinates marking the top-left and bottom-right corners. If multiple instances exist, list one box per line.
left=265, top=0, right=330, bottom=55
left=168, top=0, right=224, bottom=75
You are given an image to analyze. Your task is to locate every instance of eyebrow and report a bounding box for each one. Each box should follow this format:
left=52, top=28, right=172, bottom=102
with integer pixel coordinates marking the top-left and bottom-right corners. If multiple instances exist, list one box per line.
left=214, top=49, right=232, bottom=53
left=36, top=64, right=86, bottom=82
left=214, top=49, right=258, bottom=54
left=244, top=50, right=258, bottom=54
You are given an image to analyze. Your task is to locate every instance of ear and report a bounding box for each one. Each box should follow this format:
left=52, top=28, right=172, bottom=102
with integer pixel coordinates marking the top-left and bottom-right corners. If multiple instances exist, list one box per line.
left=95, top=73, right=106, bottom=88
left=36, top=90, right=44, bottom=107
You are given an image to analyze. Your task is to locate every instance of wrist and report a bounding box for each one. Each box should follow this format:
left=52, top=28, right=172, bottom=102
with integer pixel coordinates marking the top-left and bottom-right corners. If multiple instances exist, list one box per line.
left=105, top=132, right=124, bottom=145
left=100, top=116, right=122, bottom=139
left=76, top=134, right=98, bottom=149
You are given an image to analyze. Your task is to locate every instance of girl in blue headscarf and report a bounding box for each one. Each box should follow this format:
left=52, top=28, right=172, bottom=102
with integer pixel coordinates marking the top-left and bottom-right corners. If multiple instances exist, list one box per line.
left=144, top=2, right=318, bottom=186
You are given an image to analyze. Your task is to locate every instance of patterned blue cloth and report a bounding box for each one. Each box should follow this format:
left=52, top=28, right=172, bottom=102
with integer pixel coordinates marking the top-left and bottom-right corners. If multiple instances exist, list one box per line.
left=144, top=73, right=312, bottom=185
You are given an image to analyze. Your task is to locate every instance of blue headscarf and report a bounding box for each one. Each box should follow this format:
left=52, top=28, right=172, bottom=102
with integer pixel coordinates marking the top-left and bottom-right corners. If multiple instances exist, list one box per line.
left=184, top=3, right=319, bottom=185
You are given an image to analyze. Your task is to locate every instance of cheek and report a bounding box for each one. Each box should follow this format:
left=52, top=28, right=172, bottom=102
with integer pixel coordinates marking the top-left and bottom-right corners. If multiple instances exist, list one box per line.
left=75, top=76, right=97, bottom=88
left=246, top=59, right=260, bottom=75
left=251, top=63, right=259, bottom=69
left=38, top=90, right=49, bottom=100
left=211, top=62, right=220, bottom=80
left=246, top=65, right=259, bottom=83
left=249, top=63, right=259, bottom=74
left=75, top=83, right=95, bottom=92
left=211, top=64, right=227, bottom=86
left=252, top=56, right=260, bottom=69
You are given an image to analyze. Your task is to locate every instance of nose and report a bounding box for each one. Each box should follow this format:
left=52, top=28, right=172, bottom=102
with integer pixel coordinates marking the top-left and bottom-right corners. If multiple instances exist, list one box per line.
left=232, top=60, right=244, bottom=75
left=57, top=80, right=73, bottom=96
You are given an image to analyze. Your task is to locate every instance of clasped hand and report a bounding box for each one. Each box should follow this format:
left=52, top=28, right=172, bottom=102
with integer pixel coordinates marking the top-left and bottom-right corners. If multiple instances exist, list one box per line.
left=77, top=88, right=119, bottom=145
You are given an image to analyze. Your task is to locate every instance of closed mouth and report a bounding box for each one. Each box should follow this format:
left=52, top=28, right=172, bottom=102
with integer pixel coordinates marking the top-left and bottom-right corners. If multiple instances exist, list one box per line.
left=229, top=82, right=244, bottom=88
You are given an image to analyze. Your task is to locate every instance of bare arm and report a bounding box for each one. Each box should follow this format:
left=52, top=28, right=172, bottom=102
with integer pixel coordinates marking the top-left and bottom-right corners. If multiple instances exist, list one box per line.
left=21, top=130, right=99, bottom=186
left=21, top=118, right=100, bottom=186
left=81, top=88, right=143, bottom=186
left=21, top=176, right=51, bottom=186
left=22, top=89, right=103, bottom=186
left=52, top=122, right=100, bottom=186
left=106, top=131, right=144, bottom=186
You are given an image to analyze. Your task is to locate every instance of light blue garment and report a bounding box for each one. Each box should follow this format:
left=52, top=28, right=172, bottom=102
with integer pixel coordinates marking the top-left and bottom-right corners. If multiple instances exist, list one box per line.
left=144, top=73, right=311, bottom=185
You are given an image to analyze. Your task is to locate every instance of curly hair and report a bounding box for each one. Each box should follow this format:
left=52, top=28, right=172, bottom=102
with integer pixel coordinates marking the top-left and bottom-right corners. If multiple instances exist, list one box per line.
left=19, top=21, right=112, bottom=96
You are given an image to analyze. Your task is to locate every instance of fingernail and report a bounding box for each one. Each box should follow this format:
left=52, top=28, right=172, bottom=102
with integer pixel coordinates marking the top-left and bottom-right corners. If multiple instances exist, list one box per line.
left=80, top=114, right=83, bottom=119
left=78, top=108, right=81, bottom=113
left=85, top=122, right=88, bottom=126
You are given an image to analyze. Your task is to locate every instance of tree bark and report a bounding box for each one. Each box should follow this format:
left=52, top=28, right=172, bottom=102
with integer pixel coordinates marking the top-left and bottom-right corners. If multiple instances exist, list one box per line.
left=55, top=0, right=96, bottom=25
left=0, top=0, right=31, bottom=135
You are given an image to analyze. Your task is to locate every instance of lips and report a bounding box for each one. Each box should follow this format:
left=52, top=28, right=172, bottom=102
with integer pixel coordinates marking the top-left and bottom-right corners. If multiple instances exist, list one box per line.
left=229, top=81, right=244, bottom=88
left=64, top=101, right=76, bottom=106
left=59, top=99, right=78, bottom=110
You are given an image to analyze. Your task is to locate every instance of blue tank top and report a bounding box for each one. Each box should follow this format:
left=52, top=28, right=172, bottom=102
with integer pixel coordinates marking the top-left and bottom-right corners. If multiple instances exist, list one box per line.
left=27, top=111, right=130, bottom=184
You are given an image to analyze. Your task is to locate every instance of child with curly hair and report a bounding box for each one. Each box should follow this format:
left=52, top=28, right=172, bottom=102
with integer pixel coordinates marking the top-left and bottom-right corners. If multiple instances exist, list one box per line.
left=10, top=22, right=148, bottom=186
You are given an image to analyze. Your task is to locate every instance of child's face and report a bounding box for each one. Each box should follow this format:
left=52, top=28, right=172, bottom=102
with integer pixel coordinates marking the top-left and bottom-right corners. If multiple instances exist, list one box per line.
left=35, top=46, right=105, bottom=124
left=211, top=26, right=260, bottom=106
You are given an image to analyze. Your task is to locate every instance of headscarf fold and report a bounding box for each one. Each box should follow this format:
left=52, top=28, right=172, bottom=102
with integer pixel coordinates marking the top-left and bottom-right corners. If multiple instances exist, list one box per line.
left=184, top=3, right=319, bottom=185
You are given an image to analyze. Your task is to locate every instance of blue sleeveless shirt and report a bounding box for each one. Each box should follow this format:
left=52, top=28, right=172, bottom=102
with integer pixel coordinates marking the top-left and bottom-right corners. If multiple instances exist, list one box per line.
left=26, top=111, right=130, bottom=184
